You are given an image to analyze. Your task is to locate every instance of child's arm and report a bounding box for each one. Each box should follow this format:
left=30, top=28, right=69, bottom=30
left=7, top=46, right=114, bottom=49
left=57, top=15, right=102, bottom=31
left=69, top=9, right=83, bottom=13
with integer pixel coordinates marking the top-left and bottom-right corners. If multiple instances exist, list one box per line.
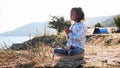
left=68, top=24, right=87, bottom=41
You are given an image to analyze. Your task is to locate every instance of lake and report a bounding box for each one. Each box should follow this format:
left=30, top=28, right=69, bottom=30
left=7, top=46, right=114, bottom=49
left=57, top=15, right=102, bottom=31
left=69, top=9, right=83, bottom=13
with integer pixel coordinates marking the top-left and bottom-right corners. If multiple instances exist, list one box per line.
left=0, top=36, right=33, bottom=48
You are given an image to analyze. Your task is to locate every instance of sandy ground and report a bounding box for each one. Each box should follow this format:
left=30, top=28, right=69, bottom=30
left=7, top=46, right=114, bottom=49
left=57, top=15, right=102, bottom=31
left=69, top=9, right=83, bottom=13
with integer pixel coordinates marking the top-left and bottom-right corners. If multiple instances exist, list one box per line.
left=84, top=45, right=120, bottom=67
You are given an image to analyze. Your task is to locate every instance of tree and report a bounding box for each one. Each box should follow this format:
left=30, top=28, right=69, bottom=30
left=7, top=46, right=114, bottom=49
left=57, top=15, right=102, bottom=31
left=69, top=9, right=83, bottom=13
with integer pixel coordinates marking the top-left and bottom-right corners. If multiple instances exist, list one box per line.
left=48, top=16, right=71, bottom=35
left=114, top=15, right=120, bottom=33
left=114, top=15, right=120, bottom=28
left=94, top=23, right=103, bottom=27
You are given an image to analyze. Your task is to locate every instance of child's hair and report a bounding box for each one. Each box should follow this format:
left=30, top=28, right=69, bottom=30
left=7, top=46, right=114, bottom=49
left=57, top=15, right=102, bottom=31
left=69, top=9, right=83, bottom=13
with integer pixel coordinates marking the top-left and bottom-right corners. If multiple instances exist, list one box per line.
left=71, top=7, right=85, bottom=22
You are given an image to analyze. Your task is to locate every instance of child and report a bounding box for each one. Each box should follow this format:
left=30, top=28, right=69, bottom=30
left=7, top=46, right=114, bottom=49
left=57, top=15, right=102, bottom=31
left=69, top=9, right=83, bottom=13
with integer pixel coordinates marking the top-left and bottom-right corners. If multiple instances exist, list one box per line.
left=54, top=7, right=87, bottom=56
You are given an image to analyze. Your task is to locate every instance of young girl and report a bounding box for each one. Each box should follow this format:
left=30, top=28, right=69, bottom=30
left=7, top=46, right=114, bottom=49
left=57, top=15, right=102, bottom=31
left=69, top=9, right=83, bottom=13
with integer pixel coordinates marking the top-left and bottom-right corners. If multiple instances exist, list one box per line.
left=54, top=7, right=87, bottom=56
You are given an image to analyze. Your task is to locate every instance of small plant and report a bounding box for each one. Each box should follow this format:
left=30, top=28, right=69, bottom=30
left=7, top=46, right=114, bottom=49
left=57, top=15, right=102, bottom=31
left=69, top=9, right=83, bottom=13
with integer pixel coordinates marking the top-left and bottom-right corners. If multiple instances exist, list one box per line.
left=94, top=23, right=103, bottom=27
left=48, top=16, right=71, bottom=35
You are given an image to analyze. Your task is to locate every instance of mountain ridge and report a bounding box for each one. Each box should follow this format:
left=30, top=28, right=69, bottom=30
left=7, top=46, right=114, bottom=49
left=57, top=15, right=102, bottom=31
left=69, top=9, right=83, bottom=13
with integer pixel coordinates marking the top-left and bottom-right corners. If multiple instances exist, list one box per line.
left=0, top=22, right=56, bottom=36
left=1, top=14, right=119, bottom=36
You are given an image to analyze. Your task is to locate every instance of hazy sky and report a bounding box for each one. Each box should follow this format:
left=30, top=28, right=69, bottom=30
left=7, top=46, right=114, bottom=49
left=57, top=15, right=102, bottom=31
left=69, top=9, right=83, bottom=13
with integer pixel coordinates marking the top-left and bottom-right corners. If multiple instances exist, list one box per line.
left=0, top=0, right=120, bottom=33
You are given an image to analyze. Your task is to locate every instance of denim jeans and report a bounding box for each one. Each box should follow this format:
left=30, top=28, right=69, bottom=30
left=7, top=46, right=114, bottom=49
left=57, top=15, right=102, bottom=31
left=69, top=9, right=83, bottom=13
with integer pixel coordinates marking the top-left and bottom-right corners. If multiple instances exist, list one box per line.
left=54, top=47, right=84, bottom=56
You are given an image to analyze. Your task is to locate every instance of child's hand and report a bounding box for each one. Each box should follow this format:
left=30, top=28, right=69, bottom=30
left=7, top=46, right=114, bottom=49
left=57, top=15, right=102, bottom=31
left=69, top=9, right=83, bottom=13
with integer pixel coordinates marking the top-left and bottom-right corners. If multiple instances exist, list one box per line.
left=66, top=46, right=74, bottom=51
left=66, top=46, right=70, bottom=51
left=64, top=28, right=71, bottom=35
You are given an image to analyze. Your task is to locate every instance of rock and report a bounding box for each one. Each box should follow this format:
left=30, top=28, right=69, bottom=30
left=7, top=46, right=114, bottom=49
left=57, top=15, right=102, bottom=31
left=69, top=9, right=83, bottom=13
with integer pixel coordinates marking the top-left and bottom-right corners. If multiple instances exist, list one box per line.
left=9, top=35, right=59, bottom=50
left=10, top=43, right=30, bottom=50
left=54, top=52, right=86, bottom=68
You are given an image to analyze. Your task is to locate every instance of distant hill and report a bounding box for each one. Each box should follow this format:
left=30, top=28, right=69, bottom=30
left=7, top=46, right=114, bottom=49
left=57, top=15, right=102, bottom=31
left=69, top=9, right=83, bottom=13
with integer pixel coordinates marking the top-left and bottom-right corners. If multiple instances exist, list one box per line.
left=1, top=14, right=120, bottom=36
left=101, top=14, right=120, bottom=27
left=101, top=17, right=115, bottom=27
left=86, top=14, right=120, bottom=27
left=86, top=16, right=112, bottom=27
left=0, top=22, right=56, bottom=36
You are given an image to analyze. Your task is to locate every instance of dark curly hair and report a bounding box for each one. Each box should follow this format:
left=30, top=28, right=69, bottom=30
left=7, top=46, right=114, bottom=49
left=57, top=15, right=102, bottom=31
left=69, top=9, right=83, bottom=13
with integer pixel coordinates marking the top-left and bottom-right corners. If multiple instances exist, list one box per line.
left=71, top=7, right=85, bottom=22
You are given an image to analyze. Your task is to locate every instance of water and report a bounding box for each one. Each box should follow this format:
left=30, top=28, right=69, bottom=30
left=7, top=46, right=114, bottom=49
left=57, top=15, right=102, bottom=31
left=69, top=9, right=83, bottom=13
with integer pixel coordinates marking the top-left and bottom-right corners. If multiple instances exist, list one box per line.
left=0, top=36, right=32, bottom=48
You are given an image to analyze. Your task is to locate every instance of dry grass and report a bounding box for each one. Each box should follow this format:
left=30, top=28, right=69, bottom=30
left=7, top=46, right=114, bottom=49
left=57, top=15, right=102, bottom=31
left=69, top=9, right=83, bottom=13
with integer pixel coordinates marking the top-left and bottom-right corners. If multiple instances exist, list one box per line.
left=0, top=43, right=57, bottom=67
left=87, top=34, right=120, bottom=46
left=1, top=44, right=120, bottom=68
left=0, top=34, right=120, bottom=68
left=0, top=43, right=84, bottom=68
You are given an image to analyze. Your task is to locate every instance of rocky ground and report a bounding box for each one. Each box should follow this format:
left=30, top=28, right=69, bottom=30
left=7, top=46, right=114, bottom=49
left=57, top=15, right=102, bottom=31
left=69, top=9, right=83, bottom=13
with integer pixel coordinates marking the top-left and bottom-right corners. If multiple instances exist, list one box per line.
left=0, top=34, right=120, bottom=68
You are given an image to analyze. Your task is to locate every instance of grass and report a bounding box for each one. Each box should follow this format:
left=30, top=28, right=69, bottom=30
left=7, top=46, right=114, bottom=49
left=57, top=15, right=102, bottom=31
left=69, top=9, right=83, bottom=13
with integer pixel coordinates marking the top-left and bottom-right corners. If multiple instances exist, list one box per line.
left=0, top=48, right=18, bottom=67
left=0, top=34, right=120, bottom=67
left=1, top=43, right=120, bottom=68
left=0, top=43, right=59, bottom=67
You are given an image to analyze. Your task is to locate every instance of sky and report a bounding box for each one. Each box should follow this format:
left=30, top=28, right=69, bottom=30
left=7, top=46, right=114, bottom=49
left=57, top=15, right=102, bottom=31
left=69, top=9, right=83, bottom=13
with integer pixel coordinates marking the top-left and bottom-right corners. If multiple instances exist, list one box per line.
left=0, top=0, right=120, bottom=33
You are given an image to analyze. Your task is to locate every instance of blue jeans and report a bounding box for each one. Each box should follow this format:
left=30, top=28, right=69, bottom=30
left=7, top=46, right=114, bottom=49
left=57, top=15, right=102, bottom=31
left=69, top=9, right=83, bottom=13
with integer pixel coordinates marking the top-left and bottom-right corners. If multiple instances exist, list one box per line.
left=54, top=47, right=84, bottom=56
